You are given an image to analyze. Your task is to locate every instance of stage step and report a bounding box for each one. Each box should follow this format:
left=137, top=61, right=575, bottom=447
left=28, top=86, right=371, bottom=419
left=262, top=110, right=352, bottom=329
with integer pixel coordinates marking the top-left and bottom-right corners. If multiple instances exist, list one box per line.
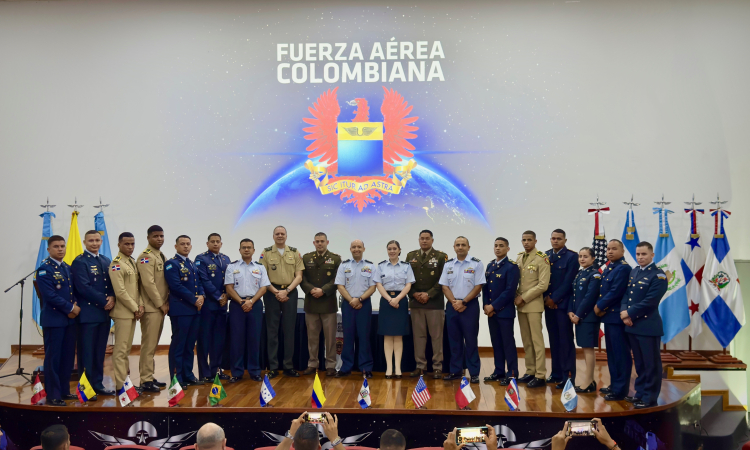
left=699, top=393, right=748, bottom=449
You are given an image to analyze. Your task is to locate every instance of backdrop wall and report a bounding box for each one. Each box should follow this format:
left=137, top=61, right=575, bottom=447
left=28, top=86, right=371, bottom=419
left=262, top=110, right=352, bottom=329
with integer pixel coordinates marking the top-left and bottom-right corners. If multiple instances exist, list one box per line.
left=1, top=0, right=749, bottom=359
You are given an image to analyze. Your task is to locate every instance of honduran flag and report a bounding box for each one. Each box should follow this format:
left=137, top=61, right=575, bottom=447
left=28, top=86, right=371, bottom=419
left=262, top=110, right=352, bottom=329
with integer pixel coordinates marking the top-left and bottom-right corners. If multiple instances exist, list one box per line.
left=455, top=377, right=476, bottom=409
left=260, top=374, right=276, bottom=407
left=700, top=208, right=744, bottom=347
left=653, top=205, right=690, bottom=343
left=117, top=375, right=139, bottom=407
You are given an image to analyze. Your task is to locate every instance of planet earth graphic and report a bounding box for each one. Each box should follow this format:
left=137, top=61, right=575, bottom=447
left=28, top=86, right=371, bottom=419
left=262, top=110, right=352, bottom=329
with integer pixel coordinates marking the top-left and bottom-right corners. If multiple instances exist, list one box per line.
left=236, top=164, right=487, bottom=227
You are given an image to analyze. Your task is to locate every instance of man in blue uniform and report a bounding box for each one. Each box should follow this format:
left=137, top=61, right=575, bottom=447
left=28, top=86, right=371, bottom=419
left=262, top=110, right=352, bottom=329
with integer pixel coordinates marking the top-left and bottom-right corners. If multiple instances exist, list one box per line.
left=225, top=239, right=271, bottom=382
left=36, top=235, right=81, bottom=406
left=621, top=242, right=668, bottom=409
left=164, top=235, right=205, bottom=385
left=71, top=230, right=115, bottom=396
left=482, top=237, right=520, bottom=385
left=335, top=240, right=377, bottom=378
left=195, top=233, right=232, bottom=383
left=543, top=229, right=579, bottom=388
left=440, top=236, right=486, bottom=384
left=594, top=239, right=632, bottom=401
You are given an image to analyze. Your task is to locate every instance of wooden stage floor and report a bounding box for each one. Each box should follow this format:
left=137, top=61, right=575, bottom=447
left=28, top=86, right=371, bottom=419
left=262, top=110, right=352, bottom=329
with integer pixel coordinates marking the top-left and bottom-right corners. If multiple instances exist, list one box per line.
left=0, top=349, right=697, bottom=415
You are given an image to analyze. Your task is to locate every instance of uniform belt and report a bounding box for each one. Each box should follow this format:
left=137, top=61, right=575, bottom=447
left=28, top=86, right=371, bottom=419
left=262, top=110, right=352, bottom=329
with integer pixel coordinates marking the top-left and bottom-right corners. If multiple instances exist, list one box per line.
left=389, top=291, right=397, bottom=296
left=272, top=283, right=289, bottom=289
left=241, top=296, right=253, bottom=300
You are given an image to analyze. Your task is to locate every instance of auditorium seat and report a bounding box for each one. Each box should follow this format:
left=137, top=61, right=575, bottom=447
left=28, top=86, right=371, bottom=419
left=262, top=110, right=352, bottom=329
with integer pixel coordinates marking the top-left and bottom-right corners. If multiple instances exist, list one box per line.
left=180, top=446, right=234, bottom=450
left=340, top=447, right=377, bottom=450
left=104, top=446, right=160, bottom=450
left=31, top=447, right=86, bottom=450
left=409, top=447, right=443, bottom=450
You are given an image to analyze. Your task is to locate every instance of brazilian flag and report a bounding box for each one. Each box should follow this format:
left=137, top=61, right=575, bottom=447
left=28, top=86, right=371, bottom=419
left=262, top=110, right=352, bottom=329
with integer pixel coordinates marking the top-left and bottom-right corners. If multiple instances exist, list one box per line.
left=209, top=373, right=227, bottom=406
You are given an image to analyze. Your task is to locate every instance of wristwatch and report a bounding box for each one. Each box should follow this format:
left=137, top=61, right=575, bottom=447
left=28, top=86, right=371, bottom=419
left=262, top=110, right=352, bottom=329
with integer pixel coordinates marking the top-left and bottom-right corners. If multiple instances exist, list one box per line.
left=330, top=437, right=343, bottom=447
left=284, top=431, right=294, bottom=440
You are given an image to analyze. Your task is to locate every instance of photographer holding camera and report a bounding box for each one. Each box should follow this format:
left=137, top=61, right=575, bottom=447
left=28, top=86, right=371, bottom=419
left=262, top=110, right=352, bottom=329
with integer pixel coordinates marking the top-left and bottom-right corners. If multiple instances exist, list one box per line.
left=551, top=419, right=619, bottom=450
left=275, top=412, right=345, bottom=450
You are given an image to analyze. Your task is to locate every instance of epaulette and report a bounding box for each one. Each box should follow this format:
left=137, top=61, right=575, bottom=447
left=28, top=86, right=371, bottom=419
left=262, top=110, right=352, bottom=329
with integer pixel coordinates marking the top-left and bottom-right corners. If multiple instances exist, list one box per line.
left=264, top=246, right=273, bottom=252
left=203, top=251, right=209, bottom=255
left=342, top=259, right=351, bottom=263
left=509, top=260, right=518, bottom=265
left=471, top=256, right=480, bottom=262
left=379, top=260, right=387, bottom=265
left=518, top=251, right=525, bottom=255
left=289, top=246, right=297, bottom=252
left=536, top=251, right=546, bottom=258
left=364, top=260, right=373, bottom=264
left=401, top=261, right=408, bottom=264
left=144, top=248, right=152, bottom=254
left=231, top=260, right=238, bottom=264
left=447, top=258, right=455, bottom=262
left=622, top=260, right=628, bottom=264
left=113, top=255, right=121, bottom=262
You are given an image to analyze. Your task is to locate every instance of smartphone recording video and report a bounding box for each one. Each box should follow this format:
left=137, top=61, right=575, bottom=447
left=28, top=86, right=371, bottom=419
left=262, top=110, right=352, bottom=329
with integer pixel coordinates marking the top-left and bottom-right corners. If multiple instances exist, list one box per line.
left=455, top=427, right=488, bottom=444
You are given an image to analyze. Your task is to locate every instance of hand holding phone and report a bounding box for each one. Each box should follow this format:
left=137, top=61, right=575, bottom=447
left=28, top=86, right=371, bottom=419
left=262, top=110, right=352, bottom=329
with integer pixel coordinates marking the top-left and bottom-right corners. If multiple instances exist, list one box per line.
left=565, top=420, right=598, bottom=437
left=305, top=412, right=328, bottom=424
left=455, top=427, right=488, bottom=445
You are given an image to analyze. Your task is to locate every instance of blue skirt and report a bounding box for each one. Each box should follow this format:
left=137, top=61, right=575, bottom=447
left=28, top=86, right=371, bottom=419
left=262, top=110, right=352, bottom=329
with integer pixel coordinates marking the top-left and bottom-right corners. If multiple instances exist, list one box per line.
left=575, top=322, right=600, bottom=348
left=377, top=296, right=411, bottom=336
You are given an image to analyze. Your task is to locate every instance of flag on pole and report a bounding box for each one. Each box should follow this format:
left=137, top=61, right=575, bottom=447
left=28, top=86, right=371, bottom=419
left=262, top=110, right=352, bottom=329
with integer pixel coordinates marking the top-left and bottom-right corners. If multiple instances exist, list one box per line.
left=94, top=211, right=112, bottom=260
left=260, top=374, right=276, bottom=407
left=588, top=196, right=610, bottom=269
left=560, top=378, right=578, bottom=411
left=455, top=377, right=476, bottom=409
left=117, top=375, right=139, bottom=407
left=411, top=375, right=431, bottom=408
left=32, top=210, right=55, bottom=327
left=77, top=370, right=96, bottom=404
left=312, top=372, right=326, bottom=408
left=700, top=204, right=744, bottom=347
left=209, top=373, right=227, bottom=406
left=30, top=374, right=46, bottom=405
left=168, top=375, right=184, bottom=407
left=653, top=201, right=691, bottom=343
left=683, top=204, right=706, bottom=338
left=504, top=378, right=520, bottom=411
left=357, top=377, right=372, bottom=409
left=63, top=210, right=83, bottom=265
left=621, top=199, right=641, bottom=267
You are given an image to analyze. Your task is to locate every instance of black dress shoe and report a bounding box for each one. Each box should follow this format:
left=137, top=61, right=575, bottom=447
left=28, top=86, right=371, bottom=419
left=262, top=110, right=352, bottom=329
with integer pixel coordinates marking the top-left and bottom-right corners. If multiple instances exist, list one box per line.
left=575, top=382, right=597, bottom=394
left=218, top=373, right=231, bottom=380
left=545, top=376, right=561, bottom=384
left=385, top=374, right=393, bottom=379
left=604, top=393, right=625, bottom=401
left=140, top=382, right=161, bottom=392
left=527, top=377, right=546, bottom=388
left=267, top=370, right=280, bottom=379
left=62, top=394, right=78, bottom=400
left=394, top=374, right=402, bottom=379
left=95, top=389, right=116, bottom=396
left=470, top=375, right=480, bottom=384
left=229, top=376, right=242, bottom=383
left=634, top=400, right=657, bottom=409
left=201, top=377, right=214, bottom=384
left=302, top=367, right=317, bottom=375
left=152, top=379, right=167, bottom=388
left=364, top=371, right=373, bottom=379
left=517, top=374, right=535, bottom=383
left=555, top=381, right=567, bottom=389
left=135, top=386, right=144, bottom=394
left=499, top=377, right=511, bottom=386
left=184, top=379, right=201, bottom=387
left=335, top=370, right=351, bottom=378
left=432, top=370, right=443, bottom=379
left=250, top=374, right=262, bottom=382
left=443, top=372, right=462, bottom=381
left=47, top=399, right=67, bottom=407
left=410, top=368, right=423, bottom=377
left=624, top=396, right=641, bottom=403
left=599, top=386, right=612, bottom=394
left=326, top=368, right=337, bottom=376
left=283, top=369, right=300, bottom=377
left=484, top=373, right=500, bottom=381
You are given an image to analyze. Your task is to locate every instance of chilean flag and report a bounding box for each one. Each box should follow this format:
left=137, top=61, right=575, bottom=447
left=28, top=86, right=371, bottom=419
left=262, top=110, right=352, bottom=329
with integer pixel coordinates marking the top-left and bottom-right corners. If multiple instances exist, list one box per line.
left=455, top=377, right=476, bottom=409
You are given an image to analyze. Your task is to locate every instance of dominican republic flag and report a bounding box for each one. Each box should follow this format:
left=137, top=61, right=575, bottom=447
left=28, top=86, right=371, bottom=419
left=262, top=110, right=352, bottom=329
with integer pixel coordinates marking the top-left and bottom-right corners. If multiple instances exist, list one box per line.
left=621, top=207, right=641, bottom=268
left=357, top=378, right=371, bottom=408
left=411, top=375, right=431, bottom=408
left=504, top=378, right=520, bottom=411
left=260, top=375, right=276, bottom=407
left=683, top=207, right=706, bottom=338
left=588, top=202, right=610, bottom=269
left=117, top=375, right=139, bottom=407
left=653, top=206, right=690, bottom=343
left=455, top=377, right=476, bottom=409
left=168, top=375, right=184, bottom=407
left=560, top=378, right=578, bottom=412
left=700, top=209, right=744, bottom=347
left=30, top=374, right=46, bottom=405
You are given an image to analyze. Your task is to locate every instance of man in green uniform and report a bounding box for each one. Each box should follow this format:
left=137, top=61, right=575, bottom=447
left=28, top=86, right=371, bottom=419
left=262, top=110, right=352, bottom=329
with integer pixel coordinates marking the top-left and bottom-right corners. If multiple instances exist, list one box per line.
left=300, top=232, right=342, bottom=376
left=405, top=229, right=448, bottom=379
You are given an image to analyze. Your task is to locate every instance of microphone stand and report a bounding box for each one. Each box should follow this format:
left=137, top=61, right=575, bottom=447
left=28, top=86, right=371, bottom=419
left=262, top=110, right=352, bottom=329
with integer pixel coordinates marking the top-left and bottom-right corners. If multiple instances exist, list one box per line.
left=1, top=269, right=37, bottom=383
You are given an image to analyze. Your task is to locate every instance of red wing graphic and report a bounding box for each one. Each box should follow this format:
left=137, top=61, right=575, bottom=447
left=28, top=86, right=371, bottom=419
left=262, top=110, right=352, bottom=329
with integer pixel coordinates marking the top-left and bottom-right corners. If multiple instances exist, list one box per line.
left=381, top=86, right=418, bottom=171
left=303, top=87, right=340, bottom=175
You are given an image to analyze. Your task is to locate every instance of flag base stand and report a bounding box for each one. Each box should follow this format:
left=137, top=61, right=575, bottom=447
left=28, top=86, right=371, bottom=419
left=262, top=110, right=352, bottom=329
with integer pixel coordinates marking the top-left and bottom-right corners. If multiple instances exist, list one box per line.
left=459, top=406, right=472, bottom=410
left=709, top=349, right=742, bottom=365
left=675, top=351, right=707, bottom=361
left=660, top=351, right=682, bottom=364
left=416, top=406, right=427, bottom=410
left=595, top=350, right=608, bottom=361
left=32, top=346, right=45, bottom=356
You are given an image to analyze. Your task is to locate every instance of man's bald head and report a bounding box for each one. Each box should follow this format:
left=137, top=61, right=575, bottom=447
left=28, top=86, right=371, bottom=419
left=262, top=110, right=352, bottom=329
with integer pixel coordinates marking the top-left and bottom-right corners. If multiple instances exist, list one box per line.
left=195, top=423, right=226, bottom=450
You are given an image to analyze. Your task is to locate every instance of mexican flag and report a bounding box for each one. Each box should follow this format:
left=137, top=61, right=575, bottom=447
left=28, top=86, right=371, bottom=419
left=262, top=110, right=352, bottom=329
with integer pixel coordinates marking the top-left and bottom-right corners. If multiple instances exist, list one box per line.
left=168, top=375, right=184, bottom=407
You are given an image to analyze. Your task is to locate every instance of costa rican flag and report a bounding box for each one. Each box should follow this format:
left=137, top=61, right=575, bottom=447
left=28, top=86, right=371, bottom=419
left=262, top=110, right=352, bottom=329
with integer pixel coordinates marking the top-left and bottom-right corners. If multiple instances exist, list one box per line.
left=140, top=258, right=150, bottom=264
left=411, top=375, right=431, bottom=408
left=117, top=375, right=139, bottom=407
left=111, top=265, right=121, bottom=271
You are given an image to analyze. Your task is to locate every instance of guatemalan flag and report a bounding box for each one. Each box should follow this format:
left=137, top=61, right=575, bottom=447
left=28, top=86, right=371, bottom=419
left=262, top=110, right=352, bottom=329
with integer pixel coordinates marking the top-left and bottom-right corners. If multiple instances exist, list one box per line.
left=653, top=205, right=690, bottom=343
left=700, top=208, right=744, bottom=347
left=455, top=377, right=476, bottom=409
left=683, top=206, right=706, bottom=338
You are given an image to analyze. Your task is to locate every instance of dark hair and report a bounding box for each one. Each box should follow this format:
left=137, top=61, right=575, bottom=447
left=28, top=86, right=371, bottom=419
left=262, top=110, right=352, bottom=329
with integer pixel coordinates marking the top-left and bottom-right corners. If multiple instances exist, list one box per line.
left=454, top=236, right=469, bottom=245
left=314, top=232, right=328, bottom=239
left=419, top=229, right=434, bottom=238
left=175, top=235, right=191, bottom=243
left=84, top=230, right=101, bottom=238
left=636, top=241, right=654, bottom=251
left=579, top=247, right=595, bottom=258
left=293, top=423, right=319, bottom=450
left=608, top=239, right=624, bottom=249
left=522, top=230, right=536, bottom=238
left=552, top=229, right=566, bottom=238
left=147, top=225, right=164, bottom=235
left=387, top=240, right=401, bottom=256
left=495, top=237, right=509, bottom=245
left=380, top=429, right=406, bottom=450
left=240, top=238, right=255, bottom=247
left=48, top=235, right=65, bottom=246
left=41, top=424, right=69, bottom=450
left=207, top=233, right=222, bottom=241
left=118, top=232, right=135, bottom=242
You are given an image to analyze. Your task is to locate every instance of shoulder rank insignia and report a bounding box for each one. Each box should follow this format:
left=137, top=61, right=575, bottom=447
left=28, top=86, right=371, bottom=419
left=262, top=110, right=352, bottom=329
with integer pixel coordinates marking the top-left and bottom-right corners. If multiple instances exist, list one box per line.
left=288, top=246, right=297, bottom=252
left=113, top=255, right=121, bottom=262
left=144, top=248, right=152, bottom=254
left=536, top=251, right=546, bottom=257
left=622, top=260, right=628, bottom=264
left=517, top=251, right=524, bottom=255
left=444, top=254, right=449, bottom=261
left=264, top=246, right=273, bottom=252
left=342, top=259, right=351, bottom=263
left=509, top=260, right=518, bottom=265
left=471, top=257, right=480, bottom=262
left=379, top=260, right=387, bottom=265
left=447, top=258, right=455, bottom=262
left=364, top=260, right=373, bottom=264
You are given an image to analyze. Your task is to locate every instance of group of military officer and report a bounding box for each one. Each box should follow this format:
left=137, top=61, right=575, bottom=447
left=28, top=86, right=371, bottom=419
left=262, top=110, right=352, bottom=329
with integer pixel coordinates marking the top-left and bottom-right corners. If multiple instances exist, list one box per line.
left=36, top=225, right=667, bottom=410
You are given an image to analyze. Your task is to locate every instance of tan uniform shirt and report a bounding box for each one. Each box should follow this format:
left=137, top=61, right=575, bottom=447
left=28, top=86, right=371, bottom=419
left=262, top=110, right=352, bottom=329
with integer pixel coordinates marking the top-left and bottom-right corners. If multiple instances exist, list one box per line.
left=260, top=245, right=304, bottom=287
left=515, top=248, right=551, bottom=313
left=137, top=245, right=169, bottom=312
left=109, top=252, right=142, bottom=319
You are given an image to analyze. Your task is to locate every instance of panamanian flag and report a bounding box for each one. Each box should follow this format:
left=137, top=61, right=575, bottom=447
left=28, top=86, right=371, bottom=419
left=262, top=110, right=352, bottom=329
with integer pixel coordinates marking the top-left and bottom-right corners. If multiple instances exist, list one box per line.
left=683, top=207, right=706, bottom=338
left=699, top=209, right=744, bottom=347
left=653, top=205, right=690, bottom=343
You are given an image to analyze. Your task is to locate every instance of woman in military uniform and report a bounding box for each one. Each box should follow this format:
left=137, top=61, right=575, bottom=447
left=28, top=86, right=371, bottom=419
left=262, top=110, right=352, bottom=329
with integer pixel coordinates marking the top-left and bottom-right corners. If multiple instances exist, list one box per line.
left=567, top=247, right=601, bottom=393
left=375, top=240, right=415, bottom=379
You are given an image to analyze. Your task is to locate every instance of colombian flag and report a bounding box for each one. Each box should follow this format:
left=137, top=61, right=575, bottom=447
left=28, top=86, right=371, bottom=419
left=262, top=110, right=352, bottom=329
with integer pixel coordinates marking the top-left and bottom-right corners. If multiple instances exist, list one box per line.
left=77, top=370, right=96, bottom=404
left=311, top=372, right=326, bottom=408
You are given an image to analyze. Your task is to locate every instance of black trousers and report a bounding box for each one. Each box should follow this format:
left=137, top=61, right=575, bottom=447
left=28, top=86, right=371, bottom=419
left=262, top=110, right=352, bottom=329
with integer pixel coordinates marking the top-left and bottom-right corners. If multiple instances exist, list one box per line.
left=628, top=333, right=662, bottom=404
left=263, top=287, right=298, bottom=370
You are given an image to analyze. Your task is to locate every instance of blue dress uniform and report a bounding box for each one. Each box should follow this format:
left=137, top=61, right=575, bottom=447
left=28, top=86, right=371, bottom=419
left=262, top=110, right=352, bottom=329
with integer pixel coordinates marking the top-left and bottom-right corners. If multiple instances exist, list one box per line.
left=544, top=247, right=579, bottom=383
left=482, top=257, right=521, bottom=379
left=195, top=251, right=232, bottom=379
left=164, top=254, right=205, bottom=384
left=36, top=258, right=76, bottom=402
left=569, top=266, right=602, bottom=348
left=335, top=259, right=377, bottom=373
left=439, top=255, right=486, bottom=377
left=71, top=250, right=114, bottom=392
left=376, top=260, right=415, bottom=336
left=224, top=260, right=271, bottom=378
left=622, top=263, right=668, bottom=406
left=596, top=257, right=632, bottom=398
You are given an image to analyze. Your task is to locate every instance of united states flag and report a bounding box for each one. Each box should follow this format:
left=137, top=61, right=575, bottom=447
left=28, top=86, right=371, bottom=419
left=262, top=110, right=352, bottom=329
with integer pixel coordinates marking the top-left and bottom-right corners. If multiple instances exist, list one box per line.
left=593, top=237, right=609, bottom=272
left=412, top=375, right=431, bottom=408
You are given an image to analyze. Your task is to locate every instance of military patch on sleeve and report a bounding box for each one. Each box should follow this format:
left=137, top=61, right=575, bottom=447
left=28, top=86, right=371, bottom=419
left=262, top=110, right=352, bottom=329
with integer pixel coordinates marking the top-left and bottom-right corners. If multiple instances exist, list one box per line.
left=445, top=254, right=449, bottom=261
left=38, top=270, right=46, bottom=276
left=593, top=273, right=601, bottom=279
left=657, top=274, right=666, bottom=279
left=166, top=264, right=173, bottom=270
left=196, top=260, right=200, bottom=265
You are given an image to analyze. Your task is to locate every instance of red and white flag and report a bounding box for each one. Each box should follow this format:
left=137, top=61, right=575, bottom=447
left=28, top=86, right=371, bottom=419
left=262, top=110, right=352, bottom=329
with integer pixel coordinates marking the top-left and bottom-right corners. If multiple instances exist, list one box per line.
left=683, top=207, right=706, bottom=338
left=31, top=374, right=46, bottom=405
left=168, top=375, right=184, bottom=407
left=118, top=375, right=139, bottom=407
left=455, top=377, right=476, bottom=409
left=411, top=375, right=431, bottom=408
